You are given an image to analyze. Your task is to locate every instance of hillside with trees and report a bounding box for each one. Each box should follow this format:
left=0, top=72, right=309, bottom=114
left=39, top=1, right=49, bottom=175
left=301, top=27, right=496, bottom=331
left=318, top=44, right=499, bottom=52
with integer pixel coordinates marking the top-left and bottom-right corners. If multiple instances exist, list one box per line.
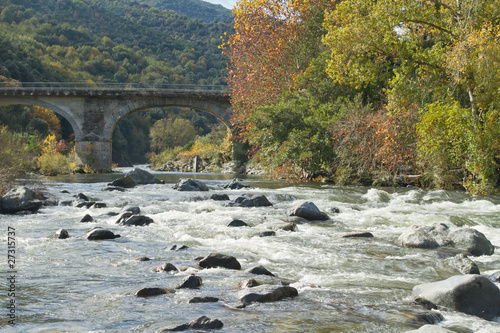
left=0, top=0, right=233, bottom=183
left=223, top=0, right=500, bottom=194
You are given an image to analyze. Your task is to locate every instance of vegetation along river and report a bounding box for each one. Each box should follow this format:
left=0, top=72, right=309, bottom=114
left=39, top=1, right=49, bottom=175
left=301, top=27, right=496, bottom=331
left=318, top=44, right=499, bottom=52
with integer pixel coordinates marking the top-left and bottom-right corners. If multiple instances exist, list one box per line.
left=2, top=167, right=500, bottom=332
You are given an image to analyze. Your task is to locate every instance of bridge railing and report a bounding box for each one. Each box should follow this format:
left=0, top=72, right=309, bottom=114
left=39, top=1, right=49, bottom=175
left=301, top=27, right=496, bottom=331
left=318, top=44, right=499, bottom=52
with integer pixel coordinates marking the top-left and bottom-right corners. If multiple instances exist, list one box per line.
left=0, top=82, right=230, bottom=93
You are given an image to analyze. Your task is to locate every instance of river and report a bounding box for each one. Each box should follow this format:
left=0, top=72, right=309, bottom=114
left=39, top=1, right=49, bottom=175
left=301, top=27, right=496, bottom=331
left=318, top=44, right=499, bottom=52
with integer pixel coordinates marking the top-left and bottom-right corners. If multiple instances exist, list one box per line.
left=2, top=167, right=500, bottom=332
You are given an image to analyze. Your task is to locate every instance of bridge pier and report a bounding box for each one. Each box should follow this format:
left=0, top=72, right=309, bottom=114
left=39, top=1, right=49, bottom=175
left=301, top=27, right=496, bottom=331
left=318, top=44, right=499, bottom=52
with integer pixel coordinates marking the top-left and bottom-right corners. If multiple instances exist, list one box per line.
left=75, top=139, right=112, bottom=171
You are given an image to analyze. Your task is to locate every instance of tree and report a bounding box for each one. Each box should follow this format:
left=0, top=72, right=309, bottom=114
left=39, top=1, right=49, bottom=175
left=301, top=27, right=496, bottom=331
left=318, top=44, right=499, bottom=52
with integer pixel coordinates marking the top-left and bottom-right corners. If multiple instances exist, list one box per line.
left=149, top=117, right=197, bottom=152
left=323, top=0, right=500, bottom=193
left=222, top=0, right=318, bottom=137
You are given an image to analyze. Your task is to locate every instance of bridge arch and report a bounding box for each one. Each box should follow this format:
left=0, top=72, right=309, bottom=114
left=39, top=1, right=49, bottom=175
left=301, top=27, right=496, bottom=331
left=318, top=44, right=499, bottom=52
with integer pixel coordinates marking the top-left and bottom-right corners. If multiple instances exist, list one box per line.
left=0, top=97, right=82, bottom=138
left=104, top=96, right=232, bottom=142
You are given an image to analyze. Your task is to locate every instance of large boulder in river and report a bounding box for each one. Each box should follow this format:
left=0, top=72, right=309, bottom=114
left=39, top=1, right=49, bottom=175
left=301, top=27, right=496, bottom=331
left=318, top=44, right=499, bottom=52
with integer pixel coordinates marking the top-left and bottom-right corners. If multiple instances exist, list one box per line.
left=125, top=167, right=163, bottom=185
left=227, top=194, right=272, bottom=207
left=108, top=176, right=136, bottom=188
left=399, top=223, right=494, bottom=256
left=173, top=178, right=209, bottom=191
left=1, top=187, right=43, bottom=214
left=448, top=228, right=494, bottom=256
left=398, top=223, right=451, bottom=249
left=198, top=252, right=241, bottom=270
left=289, top=201, right=329, bottom=221
left=412, top=274, right=500, bottom=321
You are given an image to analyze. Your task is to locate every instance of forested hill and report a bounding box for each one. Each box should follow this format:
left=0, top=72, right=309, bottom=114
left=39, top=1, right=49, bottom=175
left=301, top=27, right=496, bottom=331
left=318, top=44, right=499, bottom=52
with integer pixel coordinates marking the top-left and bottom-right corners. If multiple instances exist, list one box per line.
left=0, top=0, right=233, bottom=85
left=135, top=0, right=233, bottom=23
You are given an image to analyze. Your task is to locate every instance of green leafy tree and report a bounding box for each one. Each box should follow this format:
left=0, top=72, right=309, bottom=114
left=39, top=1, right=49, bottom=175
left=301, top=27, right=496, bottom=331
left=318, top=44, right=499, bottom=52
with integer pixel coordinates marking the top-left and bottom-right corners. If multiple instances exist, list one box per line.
left=150, top=117, right=198, bottom=152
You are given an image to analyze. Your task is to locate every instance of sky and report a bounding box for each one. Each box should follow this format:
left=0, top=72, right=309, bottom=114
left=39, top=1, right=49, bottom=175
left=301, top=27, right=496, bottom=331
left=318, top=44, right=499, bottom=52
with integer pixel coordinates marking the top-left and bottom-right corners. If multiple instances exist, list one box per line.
left=203, top=0, right=237, bottom=9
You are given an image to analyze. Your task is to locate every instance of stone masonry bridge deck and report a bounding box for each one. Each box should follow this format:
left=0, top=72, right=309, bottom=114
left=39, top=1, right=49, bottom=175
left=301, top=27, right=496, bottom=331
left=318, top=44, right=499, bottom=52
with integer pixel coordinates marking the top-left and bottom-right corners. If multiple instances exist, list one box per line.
left=0, top=82, right=232, bottom=170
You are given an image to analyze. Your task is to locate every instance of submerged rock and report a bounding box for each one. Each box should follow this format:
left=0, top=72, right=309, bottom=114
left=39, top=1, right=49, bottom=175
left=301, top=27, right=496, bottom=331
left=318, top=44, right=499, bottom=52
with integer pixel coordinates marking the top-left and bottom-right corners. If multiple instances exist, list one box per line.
left=161, top=316, right=223, bottom=332
left=173, top=178, right=209, bottom=191
left=343, top=232, right=374, bottom=238
left=289, top=201, right=329, bottom=221
left=198, top=253, right=241, bottom=270
left=412, top=274, right=500, bottom=320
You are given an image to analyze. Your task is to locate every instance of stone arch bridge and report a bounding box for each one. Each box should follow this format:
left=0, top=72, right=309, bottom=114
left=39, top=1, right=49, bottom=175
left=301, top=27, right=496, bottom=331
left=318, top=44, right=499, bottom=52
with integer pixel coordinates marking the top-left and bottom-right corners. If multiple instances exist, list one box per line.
left=0, top=82, right=232, bottom=171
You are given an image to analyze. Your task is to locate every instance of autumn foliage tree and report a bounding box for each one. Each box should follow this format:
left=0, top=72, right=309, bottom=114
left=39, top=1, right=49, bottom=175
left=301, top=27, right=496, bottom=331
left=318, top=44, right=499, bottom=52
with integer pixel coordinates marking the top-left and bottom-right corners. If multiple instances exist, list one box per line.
left=222, top=0, right=320, bottom=136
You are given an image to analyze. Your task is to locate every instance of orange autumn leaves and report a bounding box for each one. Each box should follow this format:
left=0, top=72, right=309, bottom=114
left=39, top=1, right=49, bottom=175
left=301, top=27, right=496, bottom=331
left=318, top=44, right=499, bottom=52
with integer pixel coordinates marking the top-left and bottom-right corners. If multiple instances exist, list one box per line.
left=221, top=0, right=312, bottom=135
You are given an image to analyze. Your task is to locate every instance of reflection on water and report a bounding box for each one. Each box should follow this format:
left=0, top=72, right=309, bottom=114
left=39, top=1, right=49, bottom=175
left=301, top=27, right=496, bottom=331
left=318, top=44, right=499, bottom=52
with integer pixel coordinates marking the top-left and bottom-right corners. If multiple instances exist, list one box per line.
left=4, top=167, right=500, bottom=332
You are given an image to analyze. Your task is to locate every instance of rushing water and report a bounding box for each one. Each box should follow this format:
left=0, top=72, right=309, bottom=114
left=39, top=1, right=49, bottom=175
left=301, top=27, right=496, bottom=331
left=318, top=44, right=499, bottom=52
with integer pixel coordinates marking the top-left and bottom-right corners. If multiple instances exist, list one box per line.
left=2, top=167, right=500, bottom=332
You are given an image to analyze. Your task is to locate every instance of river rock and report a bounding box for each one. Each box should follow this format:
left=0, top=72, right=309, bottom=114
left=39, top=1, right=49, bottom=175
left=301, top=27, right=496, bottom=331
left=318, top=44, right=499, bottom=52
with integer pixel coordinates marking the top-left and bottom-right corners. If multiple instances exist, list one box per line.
left=53, top=228, right=70, bottom=239
left=198, top=253, right=241, bottom=270
left=125, top=167, right=163, bottom=184
left=119, top=205, right=141, bottom=215
left=211, top=193, right=229, bottom=201
left=173, top=178, right=209, bottom=191
left=259, top=231, right=276, bottom=237
left=412, top=274, right=500, bottom=320
left=239, top=286, right=298, bottom=307
left=343, top=232, right=374, bottom=238
left=448, top=228, right=494, bottom=256
left=76, top=193, right=89, bottom=201
left=219, top=178, right=252, bottom=190
left=227, top=194, right=272, bottom=207
left=240, top=278, right=261, bottom=288
left=189, top=296, right=219, bottom=303
left=448, top=254, right=480, bottom=275
left=155, top=262, right=178, bottom=273
left=108, top=175, right=137, bottom=188
left=176, top=274, right=202, bottom=289
left=80, top=214, right=94, bottom=223
left=247, top=265, right=275, bottom=276
left=1, top=187, right=43, bottom=214
left=227, top=219, right=249, bottom=227
left=86, top=228, right=121, bottom=240
left=119, top=215, right=154, bottom=226
left=135, top=287, right=173, bottom=297
left=398, top=223, right=452, bottom=249
left=289, top=201, right=329, bottom=221
left=161, top=316, right=223, bottom=332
